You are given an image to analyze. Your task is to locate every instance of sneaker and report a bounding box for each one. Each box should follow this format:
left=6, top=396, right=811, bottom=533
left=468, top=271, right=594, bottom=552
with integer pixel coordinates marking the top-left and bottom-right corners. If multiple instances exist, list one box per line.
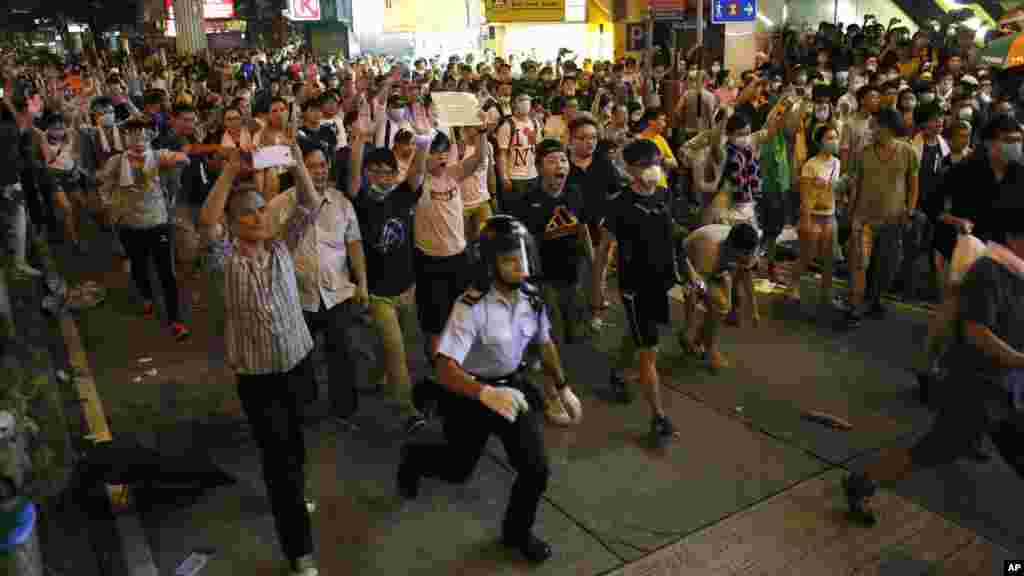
left=650, top=414, right=678, bottom=448
left=290, top=554, right=318, bottom=576
left=305, top=498, right=317, bottom=513
left=842, top=309, right=862, bottom=329
left=143, top=302, right=154, bottom=319
left=609, top=370, right=632, bottom=404
left=502, top=532, right=552, bottom=564
left=171, top=322, right=191, bottom=341
left=544, top=387, right=571, bottom=426
left=397, top=445, right=419, bottom=500
left=404, top=414, right=427, bottom=436
left=842, top=472, right=878, bottom=526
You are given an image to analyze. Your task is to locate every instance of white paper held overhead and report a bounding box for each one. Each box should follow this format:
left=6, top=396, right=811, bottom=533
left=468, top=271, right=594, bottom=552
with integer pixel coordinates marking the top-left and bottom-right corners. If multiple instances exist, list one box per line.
left=431, top=92, right=483, bottom=127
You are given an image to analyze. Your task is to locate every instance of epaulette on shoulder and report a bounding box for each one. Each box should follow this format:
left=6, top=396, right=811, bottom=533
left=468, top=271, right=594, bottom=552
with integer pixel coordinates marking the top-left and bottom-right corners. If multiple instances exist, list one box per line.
left=459, top=289, right=485, bottom=307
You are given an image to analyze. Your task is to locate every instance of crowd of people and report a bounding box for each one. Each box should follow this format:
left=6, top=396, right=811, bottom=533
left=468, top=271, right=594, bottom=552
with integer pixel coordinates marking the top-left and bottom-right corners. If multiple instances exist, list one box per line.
left=1, top=15, right=1024, bottom=575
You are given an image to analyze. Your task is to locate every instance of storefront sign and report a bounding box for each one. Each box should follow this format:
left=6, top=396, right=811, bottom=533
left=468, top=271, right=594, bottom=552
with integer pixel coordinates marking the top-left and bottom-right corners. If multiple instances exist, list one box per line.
left=649, top=0, right=686, bottom=21
left=485, top=0, right=565, bottom=23
left=165, top=0, right=236, bottom=20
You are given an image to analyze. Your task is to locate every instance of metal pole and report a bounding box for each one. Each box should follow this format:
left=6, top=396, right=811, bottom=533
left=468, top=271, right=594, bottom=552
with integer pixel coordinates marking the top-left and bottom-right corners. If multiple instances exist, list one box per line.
left=833, top=0, right=838, bottom=26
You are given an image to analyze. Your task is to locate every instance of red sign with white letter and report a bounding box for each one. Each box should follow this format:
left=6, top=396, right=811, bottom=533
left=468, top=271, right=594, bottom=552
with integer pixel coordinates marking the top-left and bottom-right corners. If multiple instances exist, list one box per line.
left=289, top=0, right=321, bottom=21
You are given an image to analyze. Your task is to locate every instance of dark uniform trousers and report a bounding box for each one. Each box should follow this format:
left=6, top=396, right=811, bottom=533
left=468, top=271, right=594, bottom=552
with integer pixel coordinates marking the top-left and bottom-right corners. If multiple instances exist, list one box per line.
left=236, top=354, right=314, bottom=564
left=406, top=373, right=551, bottom=540
left=302, top=297, right=373, bottom=418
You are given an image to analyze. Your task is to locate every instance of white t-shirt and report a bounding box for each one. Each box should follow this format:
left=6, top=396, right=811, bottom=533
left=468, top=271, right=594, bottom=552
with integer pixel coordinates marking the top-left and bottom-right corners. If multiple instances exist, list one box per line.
left=414, top=170, right=467, bottom=257
left=496, top=116, right=539, bottom=181
left=459, top=142, right=492, bottom=208
left=800, top=155, right=841, bottom=216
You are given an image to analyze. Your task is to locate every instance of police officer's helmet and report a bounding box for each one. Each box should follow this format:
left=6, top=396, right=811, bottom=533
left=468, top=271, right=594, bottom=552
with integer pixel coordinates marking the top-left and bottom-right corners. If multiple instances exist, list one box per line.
left=475, top=215, right=540, bottom=288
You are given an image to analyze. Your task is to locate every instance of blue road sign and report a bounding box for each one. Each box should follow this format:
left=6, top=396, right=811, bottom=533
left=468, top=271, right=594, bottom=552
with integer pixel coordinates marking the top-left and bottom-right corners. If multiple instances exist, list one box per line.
left=711, top=0, right=756, bottom=23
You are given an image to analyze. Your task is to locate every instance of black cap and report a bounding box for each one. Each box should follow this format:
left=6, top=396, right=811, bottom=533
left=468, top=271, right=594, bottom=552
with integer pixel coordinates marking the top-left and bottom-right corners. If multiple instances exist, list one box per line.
left=534, top=138, right=565, bottom=162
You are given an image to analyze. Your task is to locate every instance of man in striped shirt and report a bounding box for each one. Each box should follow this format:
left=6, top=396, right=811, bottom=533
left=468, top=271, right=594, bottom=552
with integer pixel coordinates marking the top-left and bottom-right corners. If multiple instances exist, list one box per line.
left=198, top=138, right=323, bottom=576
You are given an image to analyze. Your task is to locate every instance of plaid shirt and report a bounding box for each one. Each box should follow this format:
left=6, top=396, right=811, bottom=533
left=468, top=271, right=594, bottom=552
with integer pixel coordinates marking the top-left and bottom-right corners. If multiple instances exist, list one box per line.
left=205, top=203, right=321, bottom=375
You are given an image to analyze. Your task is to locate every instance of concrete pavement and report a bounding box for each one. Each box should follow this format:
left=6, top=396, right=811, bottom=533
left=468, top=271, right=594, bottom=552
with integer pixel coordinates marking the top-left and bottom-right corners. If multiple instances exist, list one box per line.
left=55, top=221, right=1022, bottom=575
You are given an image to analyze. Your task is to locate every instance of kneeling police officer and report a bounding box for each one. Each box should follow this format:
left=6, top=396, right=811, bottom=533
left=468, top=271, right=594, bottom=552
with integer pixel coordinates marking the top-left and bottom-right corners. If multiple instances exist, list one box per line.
left=398, top=215, right=582, bottom=563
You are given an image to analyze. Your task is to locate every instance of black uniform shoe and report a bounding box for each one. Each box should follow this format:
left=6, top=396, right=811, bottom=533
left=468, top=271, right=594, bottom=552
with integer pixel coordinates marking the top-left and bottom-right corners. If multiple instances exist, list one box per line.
left=650, top=415, right=677, bottom=448
left=842, top=309, right=862, bottom=330
left=397, top=446, right=419, bottom=500
left=502, top=532, right=552, bottom=563
left=965, top=439, right=991, bottom=463
left=842, top=472, right=878, bottom=527
left=609, top=371, right=632, bottom=404
left=412, top=378, right=440, bottom=420
left=866, top=301, right=887, bottom=319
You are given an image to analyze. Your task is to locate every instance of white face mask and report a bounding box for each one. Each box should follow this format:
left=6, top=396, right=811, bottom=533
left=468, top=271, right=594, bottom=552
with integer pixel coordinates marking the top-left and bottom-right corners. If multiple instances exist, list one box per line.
left=634, top=165, right=661, bottom=195
left=515, top=100, right=531, bottom=115
left=730, top=135, right=751, bottom=148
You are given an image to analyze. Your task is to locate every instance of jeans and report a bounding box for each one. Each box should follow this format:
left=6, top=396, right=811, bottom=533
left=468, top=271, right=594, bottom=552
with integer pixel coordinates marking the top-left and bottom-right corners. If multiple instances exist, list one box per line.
left=236, top=355, right=314, bottom=564
left=368, top=290, right=419, bottom=419
left=302, top=299, right=373, bottom=419
left=119, top=224, right=181, bottom=323
left=404, top=375, right=549, bottom=541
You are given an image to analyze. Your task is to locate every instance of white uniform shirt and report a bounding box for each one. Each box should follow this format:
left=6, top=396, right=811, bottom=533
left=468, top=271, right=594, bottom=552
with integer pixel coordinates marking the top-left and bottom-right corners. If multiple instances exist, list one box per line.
left=437, top=287, right=552, bottom=379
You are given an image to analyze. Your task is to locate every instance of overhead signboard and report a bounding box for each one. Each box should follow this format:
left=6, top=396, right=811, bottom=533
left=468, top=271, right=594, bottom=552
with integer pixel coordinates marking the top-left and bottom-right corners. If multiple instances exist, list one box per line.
left=711, top=0, right=755, bottom=23
left=164, top=0, right=236, bottom=20
left=649, top=0, right=685, bottom=21
left=485, top=0, right=565, bottom=23
left=288, top=0, right=322, bottom=21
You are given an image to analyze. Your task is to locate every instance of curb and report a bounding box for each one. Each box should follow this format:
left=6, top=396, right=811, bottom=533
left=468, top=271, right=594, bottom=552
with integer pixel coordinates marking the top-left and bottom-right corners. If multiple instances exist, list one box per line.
left=60, top=314, right=159, bottom=576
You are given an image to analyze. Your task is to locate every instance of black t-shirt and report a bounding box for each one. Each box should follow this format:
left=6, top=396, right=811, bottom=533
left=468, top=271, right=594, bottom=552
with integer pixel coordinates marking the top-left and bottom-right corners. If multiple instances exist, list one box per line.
left=604, top=188, right=676, bottom=293
left=353, top=181, right=421, bottom=297
left=508, top=181, right=586, bottom=285
left=947, top=257, right=1024, bottom=383
left=567, top=156, right=619, bottom=227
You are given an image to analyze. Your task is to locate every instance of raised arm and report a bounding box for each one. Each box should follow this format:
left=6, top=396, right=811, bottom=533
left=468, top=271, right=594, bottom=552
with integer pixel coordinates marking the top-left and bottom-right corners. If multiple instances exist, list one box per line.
left=199, top=147, right=240, bottom=229
left=404, top=133, right=433, bottom=192
left=451, top=124, right=488, bottom=182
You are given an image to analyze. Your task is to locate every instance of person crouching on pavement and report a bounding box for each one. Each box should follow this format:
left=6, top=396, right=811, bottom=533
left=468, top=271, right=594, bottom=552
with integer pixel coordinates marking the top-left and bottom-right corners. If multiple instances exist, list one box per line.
left=843, top=200, right=1024, bottom=527
left=679, top=223, right=761, bottom=373
left=508, top=138, right=592, bottom=426
left=198, top=139, right=322, bottom=576
left=592, top=139, right=681, bottom=448
left=398, top=215, right=581, bottom=564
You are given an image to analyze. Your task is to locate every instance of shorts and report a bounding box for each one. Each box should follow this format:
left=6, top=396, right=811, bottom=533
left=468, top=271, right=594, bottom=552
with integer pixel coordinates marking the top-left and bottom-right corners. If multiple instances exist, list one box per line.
left=621, top=289, right=669, bottom=349
left=909, top=373, right=1001, bottom=468
left=414, top=249, right=470, bottom=335
left=463, top=202, right=493, bottom=230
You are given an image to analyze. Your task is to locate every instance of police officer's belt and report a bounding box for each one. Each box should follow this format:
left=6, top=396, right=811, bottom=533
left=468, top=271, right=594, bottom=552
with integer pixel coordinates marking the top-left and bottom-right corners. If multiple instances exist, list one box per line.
left=473, top=369, right=524, bottom=386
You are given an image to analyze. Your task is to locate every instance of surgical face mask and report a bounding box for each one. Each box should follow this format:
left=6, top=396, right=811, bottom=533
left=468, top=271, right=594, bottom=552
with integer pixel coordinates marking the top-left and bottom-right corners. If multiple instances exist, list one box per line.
left=795, top=75, right=807, bottom=86
left=836, top=71, right=849, bottom=85
left=633, top=165, right=661, bottom=195
left=711, top=64, right=721, bottom=75
left=46, top=128, right=66, bottom=142
left=730, top=135, right=750, bottom=148
left=821, top=141, right=839, bottom=156
left=101, top=112, right=115, bottom=127
left=958, top=107, right=973, bottom=121
left=814, top=105, right=830, bottom=121
left=368, top=182, right=397, bottom=201
left=979, top=92, right=992, bottom=103
left=388, top=108, right=405, bottom=122
left=1000, top=141, right=1023, bottom=164
left=920, top=92, right=935, bottom=103
left=515, top=100, right=531, bottom=115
